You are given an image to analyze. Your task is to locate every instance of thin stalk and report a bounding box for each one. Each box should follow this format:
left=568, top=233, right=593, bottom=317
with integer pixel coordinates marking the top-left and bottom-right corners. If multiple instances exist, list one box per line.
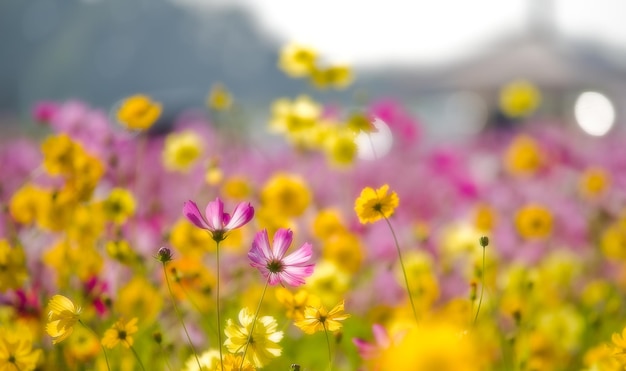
left=158, top=343, right=174, bottom=371
left=79, top=320, right=111, bottom=371
left=126, top=342, right=147, bottom=371
left=382, top=215, right=418, bottom=322
left=323, top=323, right=332, bottom=371
left=239, top=277, right=270, bottom=369
left=473, top=247, right=487, bottom=325
left=162, top=263, right=202, bottom=370
left=216, top=241, right=223, bottom=370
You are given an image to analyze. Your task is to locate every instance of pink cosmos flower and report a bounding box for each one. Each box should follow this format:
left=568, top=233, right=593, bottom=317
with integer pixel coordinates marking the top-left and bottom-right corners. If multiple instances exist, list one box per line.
left=353, top=324, right=406, bottom=363
left=248, top=228, right=315, bottom=286
left=182, top=197, right=254, bottom=242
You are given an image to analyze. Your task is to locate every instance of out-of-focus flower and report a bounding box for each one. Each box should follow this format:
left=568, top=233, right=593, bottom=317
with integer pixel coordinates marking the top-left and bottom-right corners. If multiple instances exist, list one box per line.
left=499, top=79, right=541, bottom=118
left=116, top=94, right=161, bottom=131
left=305, top=261, right=350, bottom=307
left=46, top=295, right=81, bottom=344
left=218, top=354, right=256, bottom=371
left=221, top=175, right=254, bottom=201
left=116, top=277, right=163, bottom=324
left=600, top=221, right=626, bottom=260
left=323, top=128, right=358, bottom=166
left=205, top=157, right=223, bottom=186
left=183, top=197, right=254, bottom=242
left=322, top=232, right=364, bottom=273
left=310, top=65, right=353, bottom=89
left=294, top=300, right=350, bottom=334
left=347, top=112, right=376, bottom=134
left=311, top=208, right=346, bottom=240
left=0, top=240, right=28, bottom=292
left=208, top=83, right=233, bottom=111
left=169, top=218, right=216, bottom=256
left=582, top=344, right=623, bottom=371
left=182, top=349, right=220, bottom=371
left=515, top=204, right=553, bottom=240
left=248, top=228, right=315, bottom=286
left=354, top=184, right=399, bottom=224
left=278, top=43, right=317, bottom=78
left=41, top=133, right=77, bottom=176
left=9, top=184, right=47, bottom=225
left=612, top=325, right=626, bottom=352
left=268, top=96, right=321, bottom=135
left=162, top=130, right=203, bottom=172
left=101, top=188, right=136, bottom=225
left=375, top=321, right=482, bottom=371
left=32, top=100, right=58, bottom=124
left=353, top=324, right=406, bottom=368
left=224, top=307, right=283, bottom=367
left=260, top=174, right=311, bottom=218
left=166, top=256, right=216, bottom=311
left=473, top=203, right=496, bottom=232
left=63, top=326, right=100, bottom=365
left=275, top=288, right=320, bottom=320
left=0, top=327, right=41, bottom=371
left=101, top=317, right=138, bottom=349
left=504, top=135, right=544, bottom=175
left=579, top=167, right=610, bottom=199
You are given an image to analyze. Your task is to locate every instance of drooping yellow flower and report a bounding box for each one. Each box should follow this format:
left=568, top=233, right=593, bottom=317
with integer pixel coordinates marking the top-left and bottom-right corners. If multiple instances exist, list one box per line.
left=162, top=130, right=204, bottom=172
left=376, top=321, right=482, bottom=371
left=117, top=94, right=161, bottom=131
left=579, top=167, right=610, bottom=199
left=0, top=327, right=41, bottom=371
left=294, top=300, right=350, bottom=335
left=0, top=240, right=28, bottom=292
left=101, top=188, right=136, bottom=224
left=347, top=113, right=376, bottom=134
left=208, top=83, right=233, bottom=111
left=224, top=308, right=283, bottom=367
left=354, top=184, right=399, bottom=224
left=260, top=173, right=312, bottom=218
left=278, top=43, right=317, bottom=78
left=504, top=135, right=544, bottom=175
left=275, top=288, right=320, bottom=320
left=499, top=79, right=541, bottom=118
left=101, top=317, right=138, bottom=349
left=46, top=295, right=81, bottom=344
left=515, top=204, right=553, bottom=240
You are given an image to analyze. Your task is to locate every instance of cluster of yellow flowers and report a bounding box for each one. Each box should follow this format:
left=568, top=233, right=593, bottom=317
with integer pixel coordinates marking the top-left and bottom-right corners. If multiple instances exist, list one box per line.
left=279, top=43, right=353, bottom=90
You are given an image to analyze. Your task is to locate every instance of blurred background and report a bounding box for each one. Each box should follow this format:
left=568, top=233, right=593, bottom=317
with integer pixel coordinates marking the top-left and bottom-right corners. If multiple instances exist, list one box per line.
left=2, top=0, right=626, bottom=138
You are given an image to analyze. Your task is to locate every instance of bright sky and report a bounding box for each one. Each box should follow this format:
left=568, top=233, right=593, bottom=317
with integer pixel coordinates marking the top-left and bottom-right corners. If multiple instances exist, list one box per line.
left=178, top=0, right=626, bottom=67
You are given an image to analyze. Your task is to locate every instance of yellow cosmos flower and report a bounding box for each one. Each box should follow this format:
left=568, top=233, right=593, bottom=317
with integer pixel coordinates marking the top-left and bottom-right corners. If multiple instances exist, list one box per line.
left=162, top=130, right=204, bottom=172
left=354, top=184, right=399, bottom=224
left=499, top=79, right=541, bottom=118
left=117, top=94, right=161, bottom=131
left=600, top=222, right=626, bottom=260
left=116, top=277, right=163, bottom=324
left=221, top=176, right=253, bottom=201
left=322, top=232, right=364, bottom=274
left=323, top=128, right=357, bottom=167
left=515, top=204, right=553, bottom=240
left=310, top=64, right=353, bottom=90
left=311, top=208, right=346, bottom=240
left=224, top=308, right=283, bottom=367
left=579, top=167, right=610, bottom=199
left=0, top=240, right=28, bottom=293
left=46, top=295, right=81, bottom=344
left=208, top=83, right=233, bottom=111
left=63, top=325, right=100, bottom=365
left=294, top=300, right=350, bottom=335
left=504, top=135, right=543, bottom=175
left=473, top=203, right=496, bottom=232
left=101, top=188, right=136, bottom=224
left=218, top=353, right=256, bottom=371
left=268, top=96, right=321, bottom=134
left=166, top=257, right=216, bottom=311
left=0, top=327, right=41, bottom=371
left=41, top=133, right=77, bottom=176
left=261, top=173, right=312, bottom=218
left=169, top=218, right=215, bottom=256
left=275, top=288, right=320, bottom=320
left=376, top=322, right=482, bottom=371
left=9, top=183, right=47, bottom=225
left=183, top=349, right=220, bottom=371
left=101, top=317, right=138, bottom=349
left=278, top=43, right=317, bottom=78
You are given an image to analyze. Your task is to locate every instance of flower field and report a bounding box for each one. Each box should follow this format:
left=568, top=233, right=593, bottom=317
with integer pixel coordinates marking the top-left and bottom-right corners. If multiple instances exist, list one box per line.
left=2, top=45, right=626, bottom=371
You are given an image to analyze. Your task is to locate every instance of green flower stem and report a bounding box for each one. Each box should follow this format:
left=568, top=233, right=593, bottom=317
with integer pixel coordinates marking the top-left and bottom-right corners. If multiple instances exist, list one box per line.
left=157, top=343, right=174, bottom=371
left=78, top=320, right=111, bottom=371
left=162, top=263, right=202, bottom=370
left=382, top=215, right=418, bottom=322
left=239, top=276, right=270, bottom=370
left=216, top=240, right=224, bottom=370
left=126, top=342, right=147, bottom=371
left=473, top=246, right=487, bottom=325
left=323, top=323, right=332, bottom=371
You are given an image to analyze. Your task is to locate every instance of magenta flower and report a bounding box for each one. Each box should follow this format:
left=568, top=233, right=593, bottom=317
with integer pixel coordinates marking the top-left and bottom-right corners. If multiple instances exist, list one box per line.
left=248, top=228, right=315, bottom=286
left=182, top=198, right=254, bottom=242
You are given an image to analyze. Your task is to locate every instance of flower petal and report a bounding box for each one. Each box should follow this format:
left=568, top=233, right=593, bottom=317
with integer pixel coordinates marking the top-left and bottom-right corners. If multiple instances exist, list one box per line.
left=272, top=228, right=293, bottom=259
left=224, top=202, right=254, bottom=230
left=282, top=242, right=313, bottom=266
left=205, top=198, right=225, bottom=230
left=182, top=201, right=210, bottom=230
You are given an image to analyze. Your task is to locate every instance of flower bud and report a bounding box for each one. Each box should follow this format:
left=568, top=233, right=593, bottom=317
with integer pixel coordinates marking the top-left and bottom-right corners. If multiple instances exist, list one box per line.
left=479, top=236, right=489, bottom=248
left=156, top=247, right=173, bottom=263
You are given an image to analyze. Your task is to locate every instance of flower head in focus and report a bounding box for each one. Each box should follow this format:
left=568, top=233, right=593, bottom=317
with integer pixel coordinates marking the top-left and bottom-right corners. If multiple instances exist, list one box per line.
left=354, top=184, right=399, bottom=224
left=248, top=228, right=315, bottom=286
left=224, top=307, right=283, bottom=367
left=294, top=300, right=350, bottom=335
left=46, top=295, right=81, bottom=344
left=101, top=317, right=138, bottom=349
left=183, top=197, right=254, bottom=242
left=116, top=94, right=161, bottom=131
